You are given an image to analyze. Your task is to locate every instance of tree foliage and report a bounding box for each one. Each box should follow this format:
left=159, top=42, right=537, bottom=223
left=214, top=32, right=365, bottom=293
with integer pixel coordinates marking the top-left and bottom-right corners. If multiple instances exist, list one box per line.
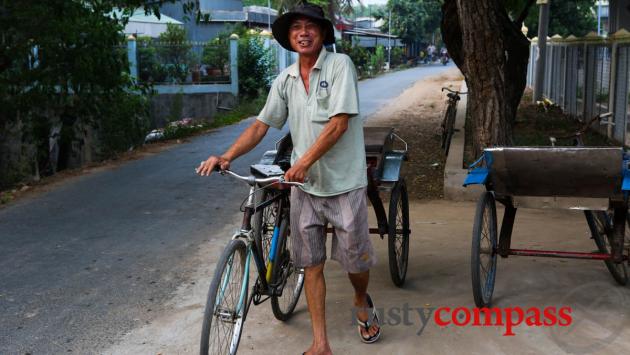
left=157, top=23, right=193, bottom=83
left=0, top=1, right=197, bottom=187
left=523, top=0, right=597, bottom=37
left=377, top=0, right=442, bottom=45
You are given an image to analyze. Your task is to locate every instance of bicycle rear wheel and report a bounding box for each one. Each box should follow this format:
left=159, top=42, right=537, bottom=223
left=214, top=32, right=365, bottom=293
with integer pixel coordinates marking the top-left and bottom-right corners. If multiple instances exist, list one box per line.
left=200, top=239, right=248, bottom=355
left=440, top=105, right=453, bottom=149
left=253, top=190, right=280, bottom=267
left=444, top=106, right=456, bottom=156
left=271, top=216, right=305, bottom=320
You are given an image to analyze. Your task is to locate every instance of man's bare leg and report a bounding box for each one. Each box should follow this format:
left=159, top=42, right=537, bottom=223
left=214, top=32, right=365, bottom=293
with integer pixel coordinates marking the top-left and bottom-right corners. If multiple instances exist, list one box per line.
left=304, top=263, right=332, bottom=355
left=348, top=270, right=380, bottom=338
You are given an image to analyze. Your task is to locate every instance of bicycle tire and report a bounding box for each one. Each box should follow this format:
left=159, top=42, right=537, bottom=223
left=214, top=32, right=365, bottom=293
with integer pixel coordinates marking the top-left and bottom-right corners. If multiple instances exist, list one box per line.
left=440, top=105, right=453, bottom=149
left=585, top=211, right=628, bottom=285
left=271, top=216, right=305, bottom=320
left=200, top=239, right=248, bottom=355
left=444, top=106, right=456, bottom=156
left=388, top=179, right=410, bottom=287
left=471, top=192, right=498, bottom=308
left=253, top=189, right=280, bottom=267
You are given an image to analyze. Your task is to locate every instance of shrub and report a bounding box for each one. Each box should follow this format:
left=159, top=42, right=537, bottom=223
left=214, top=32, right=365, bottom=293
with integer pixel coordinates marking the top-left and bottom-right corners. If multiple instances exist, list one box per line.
left=369, top=45, right=386, bottom=76
left=157, top=24, right=192, bottom=83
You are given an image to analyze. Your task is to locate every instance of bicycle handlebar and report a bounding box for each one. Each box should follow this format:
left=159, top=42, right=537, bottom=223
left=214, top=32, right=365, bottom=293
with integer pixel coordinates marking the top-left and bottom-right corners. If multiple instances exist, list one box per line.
left=442, top=87, right=468, bottom=95
left=218, top=168, right=305, bottom=188
left=548, top=112, right=613, bottom=146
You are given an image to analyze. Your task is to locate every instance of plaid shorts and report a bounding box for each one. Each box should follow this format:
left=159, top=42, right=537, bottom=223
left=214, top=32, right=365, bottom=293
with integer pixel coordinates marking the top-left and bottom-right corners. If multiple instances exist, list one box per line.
left=290, top=186, right=376, bottom=273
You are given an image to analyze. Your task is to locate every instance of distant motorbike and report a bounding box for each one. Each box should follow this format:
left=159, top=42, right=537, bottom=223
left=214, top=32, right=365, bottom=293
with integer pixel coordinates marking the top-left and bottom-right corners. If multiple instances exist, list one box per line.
left=440, top=54, right=449, bottom=66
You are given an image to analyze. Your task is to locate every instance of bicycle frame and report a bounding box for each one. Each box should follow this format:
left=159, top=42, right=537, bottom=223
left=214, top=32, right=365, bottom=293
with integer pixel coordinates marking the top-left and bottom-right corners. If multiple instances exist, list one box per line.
left=215, top=184, right=289, bottom=317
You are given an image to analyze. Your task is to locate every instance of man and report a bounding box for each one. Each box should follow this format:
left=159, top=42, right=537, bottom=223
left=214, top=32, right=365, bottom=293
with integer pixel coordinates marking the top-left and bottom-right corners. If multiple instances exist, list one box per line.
left=196, top=3, right=380, bottom=354
left=427, top=43, right=436, bottom=62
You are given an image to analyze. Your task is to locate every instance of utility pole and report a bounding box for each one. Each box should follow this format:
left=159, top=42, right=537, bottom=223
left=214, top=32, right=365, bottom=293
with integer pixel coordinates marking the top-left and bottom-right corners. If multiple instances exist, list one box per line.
left=387, top=9, right=392, bottom=68
left=267, top=0, right=271, bottom=32
left=533, top=0, right=550, bottom=102
left=597, top=0, right=602, bottom=35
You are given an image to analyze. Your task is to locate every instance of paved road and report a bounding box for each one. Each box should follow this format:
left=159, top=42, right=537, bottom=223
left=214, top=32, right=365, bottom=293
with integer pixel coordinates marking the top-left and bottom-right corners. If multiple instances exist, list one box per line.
left=0, top=64, right=452, bottom=354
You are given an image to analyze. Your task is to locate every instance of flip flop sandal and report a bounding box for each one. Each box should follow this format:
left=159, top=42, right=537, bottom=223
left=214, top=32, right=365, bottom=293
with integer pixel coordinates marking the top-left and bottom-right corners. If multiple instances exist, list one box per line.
left=356, top=293, right=381, bottom=344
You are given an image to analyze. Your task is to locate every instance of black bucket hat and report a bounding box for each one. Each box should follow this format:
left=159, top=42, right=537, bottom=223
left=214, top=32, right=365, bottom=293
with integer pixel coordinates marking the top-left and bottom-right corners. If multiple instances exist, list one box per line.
left=272, top=2, right=335, bottom=52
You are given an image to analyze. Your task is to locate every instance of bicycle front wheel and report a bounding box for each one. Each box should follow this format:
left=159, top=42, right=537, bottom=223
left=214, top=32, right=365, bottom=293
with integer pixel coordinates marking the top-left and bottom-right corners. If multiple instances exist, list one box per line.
left=200, top=239, right=248, bottom=355
left=271, top=217, right=305, bottom=321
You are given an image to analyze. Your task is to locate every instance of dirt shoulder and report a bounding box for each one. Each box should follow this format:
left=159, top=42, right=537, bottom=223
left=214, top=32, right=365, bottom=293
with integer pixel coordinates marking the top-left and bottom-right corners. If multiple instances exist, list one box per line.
left=366, top=68, right=464, bottom=200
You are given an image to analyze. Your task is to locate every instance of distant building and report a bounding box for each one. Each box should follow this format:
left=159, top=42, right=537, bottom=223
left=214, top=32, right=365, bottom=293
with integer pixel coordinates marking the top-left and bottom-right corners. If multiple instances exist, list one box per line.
left=609, top=0, right=630, bottom=32
left=158, top=0, right=277, bottom=42
left=594, top=1, right=610, bottom=35
left=337, top=16, right=404, bottom=51
left=122, top=10, right=183, bottom=38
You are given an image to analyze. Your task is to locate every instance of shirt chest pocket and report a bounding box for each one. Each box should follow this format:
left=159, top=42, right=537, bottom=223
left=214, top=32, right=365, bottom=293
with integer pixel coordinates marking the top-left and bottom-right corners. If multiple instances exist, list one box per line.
left=314, top=86, right=330, bottom=121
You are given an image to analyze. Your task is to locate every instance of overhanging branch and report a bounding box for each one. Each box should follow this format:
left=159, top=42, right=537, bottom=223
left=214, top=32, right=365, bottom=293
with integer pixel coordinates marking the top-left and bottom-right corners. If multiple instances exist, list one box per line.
left=515, top=0, right=536, bottom=25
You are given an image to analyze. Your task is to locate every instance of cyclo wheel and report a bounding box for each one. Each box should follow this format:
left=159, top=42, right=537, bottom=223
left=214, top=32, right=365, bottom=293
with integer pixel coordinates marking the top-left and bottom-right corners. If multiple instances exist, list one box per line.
left=471, top=191, right=498, bottom=307
left=200, top=239, right=248, bottom=355
left=388, top=178, right=410, bottom=287
left=585, top=211, right=628, bottom=285
left=271, top=216, right=305, bottom=320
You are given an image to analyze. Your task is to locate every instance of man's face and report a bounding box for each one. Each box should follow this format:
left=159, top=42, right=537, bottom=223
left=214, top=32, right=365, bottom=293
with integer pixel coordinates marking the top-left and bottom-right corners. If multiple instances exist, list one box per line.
left=288, top=17, right=324, bottom=57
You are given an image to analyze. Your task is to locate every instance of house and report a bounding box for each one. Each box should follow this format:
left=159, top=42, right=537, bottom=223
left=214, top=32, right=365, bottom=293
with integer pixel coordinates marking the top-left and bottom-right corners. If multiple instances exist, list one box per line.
left=123, top=9, right=184, bottom=38
left=338, top=16, right=404, bottom=51
left=158, top=0, right=278, bottom=42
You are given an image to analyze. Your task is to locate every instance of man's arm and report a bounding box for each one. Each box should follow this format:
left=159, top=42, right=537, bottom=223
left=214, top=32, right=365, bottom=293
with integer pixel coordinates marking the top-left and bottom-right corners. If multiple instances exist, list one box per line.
left=196, top=120, right=270, bottom=176
left=284, top=114, right=349, bottom=182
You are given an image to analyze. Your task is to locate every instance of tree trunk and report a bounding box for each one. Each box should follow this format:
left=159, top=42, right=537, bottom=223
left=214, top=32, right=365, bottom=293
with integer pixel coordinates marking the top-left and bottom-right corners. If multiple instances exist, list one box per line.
left=441, top=0, right=530, bottom=157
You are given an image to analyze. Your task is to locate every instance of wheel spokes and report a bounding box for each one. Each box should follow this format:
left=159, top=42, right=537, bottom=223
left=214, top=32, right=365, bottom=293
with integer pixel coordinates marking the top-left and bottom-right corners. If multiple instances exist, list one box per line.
left=209, top=250, right=245, bottom=354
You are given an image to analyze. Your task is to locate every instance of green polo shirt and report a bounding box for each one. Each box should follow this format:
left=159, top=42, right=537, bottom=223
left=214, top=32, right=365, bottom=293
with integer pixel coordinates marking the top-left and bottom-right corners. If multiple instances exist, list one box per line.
left=257, top=47, right=367, bottom=196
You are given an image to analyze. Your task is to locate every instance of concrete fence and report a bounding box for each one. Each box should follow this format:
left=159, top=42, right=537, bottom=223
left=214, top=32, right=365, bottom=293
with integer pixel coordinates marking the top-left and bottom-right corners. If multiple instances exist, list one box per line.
left=527, top=29, right=630, bottom=145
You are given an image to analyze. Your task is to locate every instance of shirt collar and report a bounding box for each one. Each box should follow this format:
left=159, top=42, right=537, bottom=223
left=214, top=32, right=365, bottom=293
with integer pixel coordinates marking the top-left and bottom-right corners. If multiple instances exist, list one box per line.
left=313, top=46, right=328, bottom=70
left=287, top=46, right=328, bottom=78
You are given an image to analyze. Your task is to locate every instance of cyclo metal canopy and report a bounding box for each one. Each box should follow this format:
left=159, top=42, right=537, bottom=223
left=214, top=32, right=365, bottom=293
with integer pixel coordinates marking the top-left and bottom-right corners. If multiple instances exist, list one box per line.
left=484, top=147, right=625, bottom=199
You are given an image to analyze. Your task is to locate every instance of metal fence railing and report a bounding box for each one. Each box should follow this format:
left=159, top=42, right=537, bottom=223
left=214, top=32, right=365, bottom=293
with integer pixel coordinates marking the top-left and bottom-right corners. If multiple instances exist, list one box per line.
left=126, top=35, right=239, bottom=95
left=135, top=40, right=232, bottom=85
left=527, top=30, right=630, bottom=145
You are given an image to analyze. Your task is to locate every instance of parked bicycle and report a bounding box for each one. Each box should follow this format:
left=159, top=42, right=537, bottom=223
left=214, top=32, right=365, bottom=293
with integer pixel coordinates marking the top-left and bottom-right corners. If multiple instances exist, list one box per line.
left=440, top=87, right=467, bottom=156
left=549, top=112, right=628, bottom=285
left=199, top=164, right=305, bottom=355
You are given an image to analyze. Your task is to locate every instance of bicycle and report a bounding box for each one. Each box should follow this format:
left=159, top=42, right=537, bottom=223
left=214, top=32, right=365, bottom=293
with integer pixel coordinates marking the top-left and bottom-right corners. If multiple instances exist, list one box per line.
left=549, top=112, right=629, bottom=285
left=440, top=87, right=467, bottom=157
left=199, top=164, right=305, bottom=355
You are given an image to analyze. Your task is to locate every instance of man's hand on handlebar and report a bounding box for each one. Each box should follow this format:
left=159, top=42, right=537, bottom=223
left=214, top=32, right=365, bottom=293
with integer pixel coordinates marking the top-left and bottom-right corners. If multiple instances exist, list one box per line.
left=196, top=156, right=230, bottom=176
left=284, top=160, right=308, bottom=183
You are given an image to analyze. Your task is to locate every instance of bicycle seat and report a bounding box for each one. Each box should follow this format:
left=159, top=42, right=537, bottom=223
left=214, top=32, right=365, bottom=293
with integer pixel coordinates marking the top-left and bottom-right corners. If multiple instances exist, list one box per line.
left=447, top=93, right=460, bottom=100
left=250, top=164, right=284, bottom=177
left=274, top=133, right=293, bottom=171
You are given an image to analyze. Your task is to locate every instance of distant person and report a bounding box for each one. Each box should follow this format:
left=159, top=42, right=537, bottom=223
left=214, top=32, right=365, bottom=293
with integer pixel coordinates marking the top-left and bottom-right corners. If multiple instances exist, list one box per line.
left=427, top=44, right=436, bottom=62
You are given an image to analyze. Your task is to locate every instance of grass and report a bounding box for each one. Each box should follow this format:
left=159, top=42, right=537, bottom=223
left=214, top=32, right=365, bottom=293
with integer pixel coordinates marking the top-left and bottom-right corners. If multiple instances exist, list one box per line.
left=208, top=95, right=266, bottom=129
left=158, top=95, right=267, bottom=141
